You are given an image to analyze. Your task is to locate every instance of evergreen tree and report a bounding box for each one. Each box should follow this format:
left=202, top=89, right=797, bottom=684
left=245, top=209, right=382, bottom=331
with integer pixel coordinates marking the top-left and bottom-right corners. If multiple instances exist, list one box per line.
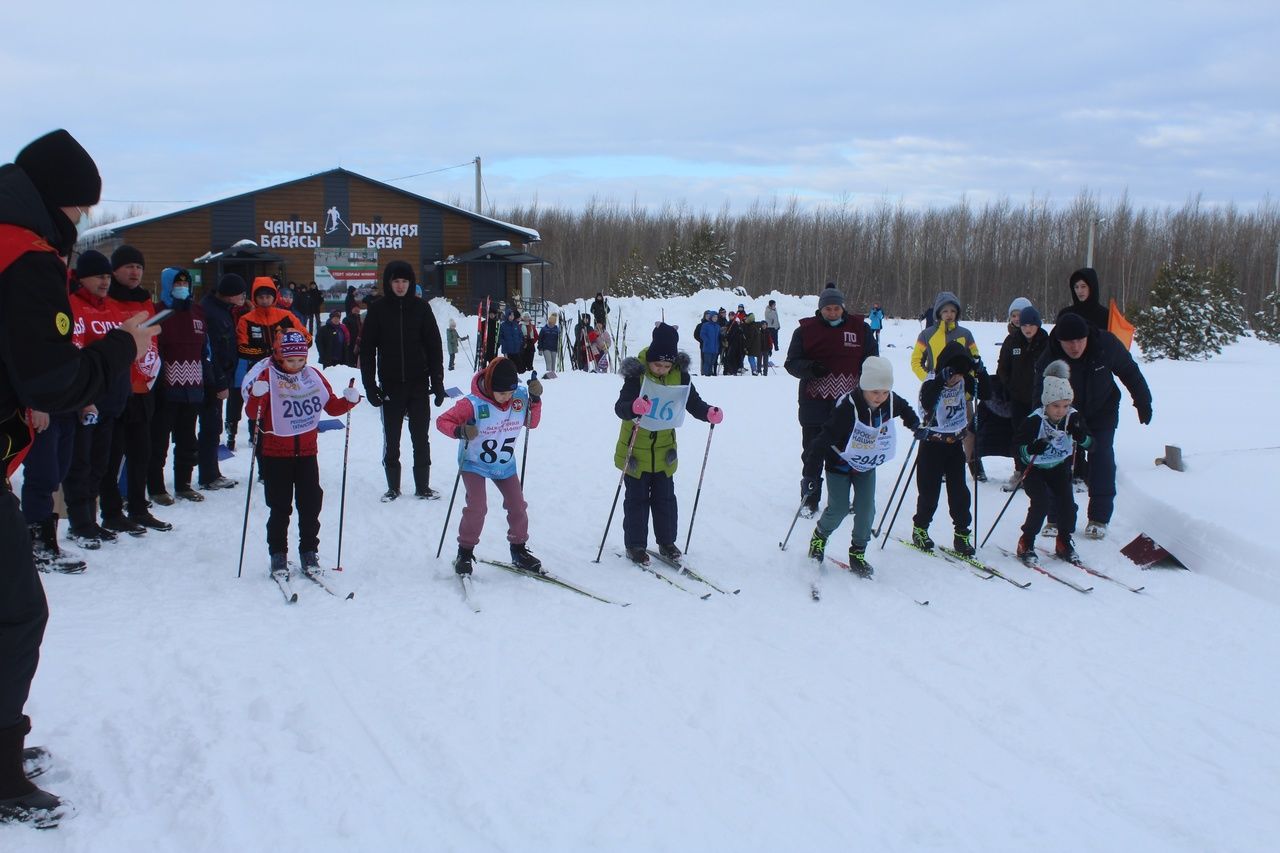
left=613, top=226, right=735, bottom=299
left=1253, top=291, right=1280, bottom=343
left=1133, top=261, right=1246, bottom=360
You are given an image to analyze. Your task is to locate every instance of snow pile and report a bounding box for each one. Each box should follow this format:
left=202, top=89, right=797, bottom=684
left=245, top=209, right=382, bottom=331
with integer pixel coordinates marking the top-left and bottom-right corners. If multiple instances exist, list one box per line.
left=5, top=294, right=1279, bottom=851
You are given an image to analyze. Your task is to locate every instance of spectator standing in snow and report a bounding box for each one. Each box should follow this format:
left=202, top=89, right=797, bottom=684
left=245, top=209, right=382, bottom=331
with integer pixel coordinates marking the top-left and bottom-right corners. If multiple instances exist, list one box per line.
left=694, top=310, right=720, bottom=376
left=784, top=286, right=877, bottom=517
left=1057, top=268, right=1110, bottom=331
left=446, top=318, right=469, bottom=371
left=197, top=273, right=243, bottom=490
left=764, top=299, right=781, bottom=351
left=868, top=302, right=884, bottom=345
left=316, top=310, right=350, bottom=368
left=590, top=291, right=609, bottom=327
left=537, top=313, right=560, bottom=377
left=343, top=302, right=363, bottom=367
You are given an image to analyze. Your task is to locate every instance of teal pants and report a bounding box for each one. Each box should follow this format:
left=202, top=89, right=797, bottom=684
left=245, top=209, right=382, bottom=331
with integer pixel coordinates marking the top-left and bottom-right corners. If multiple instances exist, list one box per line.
left=816, top=468, right=877, bottom=548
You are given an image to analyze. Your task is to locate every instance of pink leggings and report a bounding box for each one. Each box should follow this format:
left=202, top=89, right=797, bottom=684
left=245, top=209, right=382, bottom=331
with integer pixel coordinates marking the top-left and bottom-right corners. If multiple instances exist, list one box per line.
left=457, top=472, right=529, bottom=548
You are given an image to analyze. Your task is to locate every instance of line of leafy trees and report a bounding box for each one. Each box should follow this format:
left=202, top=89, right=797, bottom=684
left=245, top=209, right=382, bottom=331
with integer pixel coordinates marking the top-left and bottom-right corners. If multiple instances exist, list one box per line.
left=497, top=193, right=1279, bottom=322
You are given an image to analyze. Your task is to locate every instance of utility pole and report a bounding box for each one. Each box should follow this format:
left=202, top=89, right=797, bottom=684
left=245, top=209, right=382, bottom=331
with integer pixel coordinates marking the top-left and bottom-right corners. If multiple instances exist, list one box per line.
left=1086, top=217, right=1107, bottom=267
left=474, top=156, right=482, bottom=214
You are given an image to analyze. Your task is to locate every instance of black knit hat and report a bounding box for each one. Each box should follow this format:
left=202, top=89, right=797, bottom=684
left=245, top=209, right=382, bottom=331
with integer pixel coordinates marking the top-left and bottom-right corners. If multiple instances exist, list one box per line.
left=647, top=323, right=679, bottom=362
left=1055, top=311, right=1089, bottom=341
left=382, top=260, right=415, bottom=288
left=490, top=357, right=519, bottom=392
left=216, top=273, right=247, bottom=297
left=14, top=129, right=102, bottom=207
left=111, top=245, right=145, bottom=270
left=74, top=250, right=112, bottom=278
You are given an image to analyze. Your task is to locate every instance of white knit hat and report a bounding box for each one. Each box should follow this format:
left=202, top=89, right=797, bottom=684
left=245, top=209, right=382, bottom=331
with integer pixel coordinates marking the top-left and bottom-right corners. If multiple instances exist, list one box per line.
left=1041, top=359, right=1074, bottom=405
left=860, top=356, right=893, bottom=392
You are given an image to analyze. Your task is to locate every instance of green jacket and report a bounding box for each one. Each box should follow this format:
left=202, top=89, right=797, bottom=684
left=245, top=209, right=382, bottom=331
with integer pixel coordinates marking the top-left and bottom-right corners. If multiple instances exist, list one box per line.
left=613, top=348, right=711, bottom=478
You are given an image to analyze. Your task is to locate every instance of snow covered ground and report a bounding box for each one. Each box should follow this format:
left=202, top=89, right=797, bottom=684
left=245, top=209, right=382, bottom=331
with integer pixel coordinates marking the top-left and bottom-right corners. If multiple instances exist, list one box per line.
left=8, top=292, right=1280, bottom=852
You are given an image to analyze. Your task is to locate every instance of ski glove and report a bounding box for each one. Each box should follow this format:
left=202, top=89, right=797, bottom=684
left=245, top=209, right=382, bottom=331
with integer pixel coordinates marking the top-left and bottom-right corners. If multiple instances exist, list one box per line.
left=366, top=386, right=384, bottom=407
left=433, top=388, right=446, bottom=407
left=527, top=378, right=543, bottom=398
left=631, top=396, right=652, bottom=416
left=1026, top=438, right=1050, bottom=455
left=250, top=380, right=269, bottom=397
left=913, top=427, right=931, bottom=441
left=342, top=386, right=361, bottom=404
left=456, top=423, right=479, bottom=441
left=707, top=406, right=723, bottom=425
left=1136, top=401, right=1153, bottom=425
left=801, top=476, right=820, bottom=497
left=1067, top=414, right=1089, bottom=443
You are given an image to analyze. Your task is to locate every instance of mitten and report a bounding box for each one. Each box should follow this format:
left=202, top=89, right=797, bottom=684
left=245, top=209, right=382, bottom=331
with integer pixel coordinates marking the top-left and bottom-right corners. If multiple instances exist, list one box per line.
left=706, top=406, right=723, bottom=424
left=251, top=380, right=269, bottom=397
left=632, top=396, right=652, bottom=416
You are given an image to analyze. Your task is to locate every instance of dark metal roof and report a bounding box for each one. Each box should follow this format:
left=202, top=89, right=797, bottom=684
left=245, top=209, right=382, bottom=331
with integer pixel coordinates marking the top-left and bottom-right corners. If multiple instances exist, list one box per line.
left=436, top=244, right=552, bottom=266
left=194, top=241, right=285, bottom=264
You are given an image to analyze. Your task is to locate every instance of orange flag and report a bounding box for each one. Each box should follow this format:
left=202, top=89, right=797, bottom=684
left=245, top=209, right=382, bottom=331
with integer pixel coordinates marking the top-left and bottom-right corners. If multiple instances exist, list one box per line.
left=1109, top=299, right=1135, bottom=350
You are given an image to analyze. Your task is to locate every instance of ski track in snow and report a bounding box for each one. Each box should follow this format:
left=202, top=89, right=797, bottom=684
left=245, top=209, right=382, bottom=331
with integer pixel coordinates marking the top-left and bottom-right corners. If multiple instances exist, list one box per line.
left=7, top=291, right=1280, bottom=852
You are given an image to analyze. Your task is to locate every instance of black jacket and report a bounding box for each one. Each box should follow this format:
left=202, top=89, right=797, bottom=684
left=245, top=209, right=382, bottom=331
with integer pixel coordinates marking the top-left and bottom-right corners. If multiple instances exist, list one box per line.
left=919, top=340, right=991, bottom=422
left=1033, top=325, right=1152, bottom=430
left=359, top=290, right=444, bottom=395
left=997, top=328, right=1049, bottom=407
left=804, top=390, right=920, bottom=473
left=1058, top=267, right=1110, bottom=330
left=0, top=163, right=134, bottom=469
left=199, top=293, right=237, bottom=393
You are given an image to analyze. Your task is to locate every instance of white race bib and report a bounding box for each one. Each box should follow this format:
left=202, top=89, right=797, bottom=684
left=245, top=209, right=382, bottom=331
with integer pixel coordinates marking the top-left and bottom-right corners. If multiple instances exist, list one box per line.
left=933, top=381, right=969, bottom=434
left=836, top=416, right=897, bottom=472
left=267, top=365, right=327, bottom=437
left=637, top=377, right=690, bottom=431
left=1030, top=406, right=1076, bottom=466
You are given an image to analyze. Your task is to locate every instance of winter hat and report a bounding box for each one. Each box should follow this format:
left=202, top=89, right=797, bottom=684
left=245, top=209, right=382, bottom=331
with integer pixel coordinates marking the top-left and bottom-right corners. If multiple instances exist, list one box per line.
left=14, top=129, right=102, bottom=207
left=818, top=287, right=845, bottom=309
left=382, top=260, right=415, bottom=288
left=859, top=356, right=893, bottom=392
left=216, top=273, right=247, bottom=297
left=274, top=329, right=309, bottom=360
left=1041, top=359, right=1074, bottom=405
left=74, top=250, right=111, bottom=278
left=1019, top=305, right=1042, bottom=328
left=1007, top=297, right=1033, bottom=318
left=111, top=244, right=145, bottom=270
left=489, top=357, right=519, bottom=393
left=1055, top=312, right=1088, bottom=341
left=647, top=323, right=679, bottom=362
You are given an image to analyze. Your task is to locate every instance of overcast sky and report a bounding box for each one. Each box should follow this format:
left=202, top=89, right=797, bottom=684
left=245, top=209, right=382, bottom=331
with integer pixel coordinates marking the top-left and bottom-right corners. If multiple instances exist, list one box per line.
left=4, top=0, right=1276, bottom=221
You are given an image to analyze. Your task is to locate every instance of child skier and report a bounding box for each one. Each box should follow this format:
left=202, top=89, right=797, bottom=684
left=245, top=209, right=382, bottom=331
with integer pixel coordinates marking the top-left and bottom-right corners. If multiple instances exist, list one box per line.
left=435, top=356, right=543, bottom=575
left=911, top=340, right=989, bottom=556
left=1014, top=359, right=1092, bottom=563
left=244, top=330, right=361, bottom=578
left=614, top=324, right=723, bottom=566
left=446, top=318, right=469, bottom=371
left=803, top=357, right=920, bottom=576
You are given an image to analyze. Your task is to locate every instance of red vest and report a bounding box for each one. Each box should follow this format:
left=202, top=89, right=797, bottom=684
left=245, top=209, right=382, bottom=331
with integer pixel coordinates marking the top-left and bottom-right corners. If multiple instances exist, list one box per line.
left=796, top=313, right=868, bottom=400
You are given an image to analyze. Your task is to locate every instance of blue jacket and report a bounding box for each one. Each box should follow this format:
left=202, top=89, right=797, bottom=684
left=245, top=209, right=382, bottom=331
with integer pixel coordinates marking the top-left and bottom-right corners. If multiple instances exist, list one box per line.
left=499, top=317, right=523, bottom=355
left=697, top=319, right=721, bottom=354
left=538, top=324, right=560, bottom=352
left=869, top=307, right=884, bottom=331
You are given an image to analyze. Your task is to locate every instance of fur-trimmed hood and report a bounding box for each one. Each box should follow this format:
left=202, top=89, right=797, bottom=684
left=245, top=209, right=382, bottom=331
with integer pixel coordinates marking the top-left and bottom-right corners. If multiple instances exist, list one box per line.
left=621, top=348, right=691, bottom=379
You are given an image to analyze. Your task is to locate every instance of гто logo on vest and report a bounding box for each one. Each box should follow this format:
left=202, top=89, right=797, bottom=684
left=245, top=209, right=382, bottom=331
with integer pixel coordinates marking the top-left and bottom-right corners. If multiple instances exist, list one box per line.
left=843, top=331, right=858, bottom=346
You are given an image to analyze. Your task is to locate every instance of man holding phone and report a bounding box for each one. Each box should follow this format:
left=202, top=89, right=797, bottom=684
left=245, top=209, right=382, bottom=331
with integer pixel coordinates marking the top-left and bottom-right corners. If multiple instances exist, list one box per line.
left=99, top=245, right=172, bottom=534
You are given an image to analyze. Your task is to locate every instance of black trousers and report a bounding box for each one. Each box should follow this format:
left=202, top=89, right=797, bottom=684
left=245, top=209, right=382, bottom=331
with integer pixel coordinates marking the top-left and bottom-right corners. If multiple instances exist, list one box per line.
left=0, top=487, right=47, bottom=728
left=64, top=417, right=115, bottom=530
left=101, top=392, right=154, bottom=517
left=913, top=439, right=972, bottom=532
left=149, top=398, right=200, bottom=493
left=198, top=393, right=224, bottom=485
left=622, top=470, right=678, bottom=550
left=225, top=388, right=245, bottom=441
left=260, top=455, right=322, bottom=556
left=19, top=413, right=75, bottom=524
left=381, top=385, right=431, bottom=492
left=1021, top=463, right=1076, bottom=537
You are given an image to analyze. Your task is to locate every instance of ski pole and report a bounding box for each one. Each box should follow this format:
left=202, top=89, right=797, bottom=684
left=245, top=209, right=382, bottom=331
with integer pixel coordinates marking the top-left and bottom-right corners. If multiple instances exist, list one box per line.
left=973, top=451, right=979, bottom=543
left=333, top=379, right=355, bottom=572
left=520, top=371, right=537, bottom=486
left=981, top=453, right=1039, bottom=547
left=778, top=497, right=808, bottom=551
left=594, top=418, right=641, bottom=563
left=682, top=423, right=716, bottom=554
left=436, top=429, right=473, bottom=560
left=872, top=436, right=918, bottom=537
left=236, top=408, right=264, bottom=578
left=878, top=453, right=919, bottom=550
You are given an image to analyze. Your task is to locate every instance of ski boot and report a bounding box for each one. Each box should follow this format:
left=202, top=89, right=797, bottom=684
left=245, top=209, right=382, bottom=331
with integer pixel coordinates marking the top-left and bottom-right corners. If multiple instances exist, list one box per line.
left=175, top=485, right=205, bottom=502
left=23, top=746, right=51, bottom=781
left=969, top=459, right=988, bottom=483
left=30, top=520, right=87, bottom=574
left=0, top=719, right=67, bottom=830
left=1002, top=471, right=1024, bottom=492
left=657, top=543, right=683, bottom=563
left=102, top=513, right=147, bottom=537
left=848, top=544, right=874, bottom=579
left=510, top=543, right=543, bottom=574
left=201, top=476, right=238, bottom=490
left=380, top=488, right=401, bottom=503
left=911, top=525, right=934, bottom=551
left=952, top=529, right=976, bottom=558
left=129, top=510, right=172, bottom=532
left=625, top=546, right=650, bottom=566
left=67, top=524, right=111, bottom=549
left=1083, top=520, right=1108, bottom=540
left=269, top=553, right=289, bottom=579
left=1055, top=533, right=1079, bottom=563
left=300, top=551, right=322, bottom=576
left=225, top=431, right=236, bottom=452
left=808, top=528, right=828, bottom=562
left=150, top=490, right=175, bottom=506
left=1016, top=533, right=1038, bottom=566
left=414, top=487, right=440, bottom=500
left=1039, top=521, right=1058, bottom=538
left=453, top=547, right=475, bottom=576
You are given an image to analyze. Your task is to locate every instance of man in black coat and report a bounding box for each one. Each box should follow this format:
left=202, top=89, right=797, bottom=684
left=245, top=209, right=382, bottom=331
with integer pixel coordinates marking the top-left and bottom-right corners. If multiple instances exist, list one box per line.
left=784, top=287, right=877, bottom=516
left=360, top=260, right=445, bottom=500
left=197, top=273, right=245, bottom=489
left=0, top=129, right=153, bottom=826
left=1057, top=267, right=1110, bottom=330
left=1033, top=312, right=1152, bottom=539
